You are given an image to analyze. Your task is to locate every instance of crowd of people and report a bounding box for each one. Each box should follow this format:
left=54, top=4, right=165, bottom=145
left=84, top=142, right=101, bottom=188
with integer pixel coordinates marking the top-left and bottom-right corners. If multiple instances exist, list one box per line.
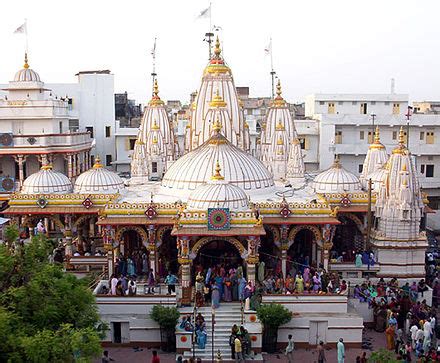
left=178, top=313, right=207, bottom=350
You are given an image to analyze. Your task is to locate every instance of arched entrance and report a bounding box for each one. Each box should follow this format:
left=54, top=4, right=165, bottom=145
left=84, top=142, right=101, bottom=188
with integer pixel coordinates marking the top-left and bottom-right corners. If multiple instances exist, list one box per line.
left=259, top=226, right=281, bottom=276
left=332, top=215, right=364, bottom=262
left=192, top=238, right=244, bottom=270
left=115, top=226, right=148, bottom=257
left=157, top=228, right=178, bottom=278
left=287, top=225, right=322, bottom=271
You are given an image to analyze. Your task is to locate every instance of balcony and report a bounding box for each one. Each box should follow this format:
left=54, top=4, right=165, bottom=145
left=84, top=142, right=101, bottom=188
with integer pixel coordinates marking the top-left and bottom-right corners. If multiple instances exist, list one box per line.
left=0, top=132, right=93, bottom=154
left=0, top=99, right=68, bottom=119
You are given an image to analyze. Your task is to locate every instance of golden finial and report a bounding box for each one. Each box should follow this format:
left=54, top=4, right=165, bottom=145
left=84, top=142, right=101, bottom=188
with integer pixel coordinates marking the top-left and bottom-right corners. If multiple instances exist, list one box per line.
left=402, top=177, right=408, bottom=187
left=276, top=79, right=282, bottom=97
left=333, top=154, right=341, bottom=168
left=214, top=36, right=221, bottom=58
left=402, top=163, right=408, bottom=172
left=244, top=122, right=249, bottom=129
left=275, top=121, right=285, bottom=131
left=210, top=89, right=227, bottom=107
left=212, top=118, right=222, bottom=133
left=153, top=79, right=159, bottom=97
left=93, top=156, right=103, bottom=168
left=374, top=126, right=380, bottom=143
left=398, top=126, right=405, bottom=145
left=149, top=79, right=164, bottom=106
left=211, top=160, right=225, bottom=181
left=24, top=52, right=29, bottom=69
left=41, top=164, right=53, bottom=171
left=152, top=120, right=160, bottom=130
left=277, top=136, right=284, bottom=145
left=152, top=135, right=158, bottom=144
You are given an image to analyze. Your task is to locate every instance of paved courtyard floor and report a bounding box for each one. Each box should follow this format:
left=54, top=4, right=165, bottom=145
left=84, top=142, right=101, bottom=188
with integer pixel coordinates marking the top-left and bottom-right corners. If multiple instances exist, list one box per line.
left=96, top=328, right=387, bottom=362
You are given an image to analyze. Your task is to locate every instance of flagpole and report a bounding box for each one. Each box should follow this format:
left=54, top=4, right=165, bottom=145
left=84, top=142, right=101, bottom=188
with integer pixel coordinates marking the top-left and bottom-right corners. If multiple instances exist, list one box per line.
left=25, top=19, right=28, bottom=53
left=269, top=38, right=276, bottom=99
left=151, top=37, right=157, bottom=96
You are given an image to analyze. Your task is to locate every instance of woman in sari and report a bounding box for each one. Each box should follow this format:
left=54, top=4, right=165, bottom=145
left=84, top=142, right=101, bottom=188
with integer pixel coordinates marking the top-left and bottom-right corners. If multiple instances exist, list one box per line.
left=385, top=325, right=395, bottom=350
left=214, top=274, right=224, bottom=300
left=197, top=326, right=207, bottom=349
left=211, top=283, right=221, bottom=309
left=312, top=273, right=321, bottom=292
left=231, top=270, right=238, bottom=301
left=295, top=273, right=304, bottom=293
left=223, top=274, right=232, bottom=302
left=238, top=276, right=247, bottom=301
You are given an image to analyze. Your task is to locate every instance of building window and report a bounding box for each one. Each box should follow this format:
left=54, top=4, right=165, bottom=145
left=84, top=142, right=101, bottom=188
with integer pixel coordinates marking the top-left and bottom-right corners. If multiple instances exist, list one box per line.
left=152, top=162, right=158, bottom=173
left=426, top=131, right=435, bottom=144
left=421, top=165, right=425, bottom=174
left=428, top=155, right=434, bottom=161
left=335, top=131, right=342, bottom=144
left=86, top=126, right=94, bottom=138
left=105, top=126, right=111, bottom=138
left=352, top=101, right=357, bottom=105
left=368, top=131, right=373, bottom=143
left=59, top=121, right=63, bottom=134
left=68, top=98, right=73, bottom=111
left=385, top=101, right=390, bottom=106
left=338, top=101, right=343, bottom=105
left=319, top=101, right=325, bottom=105
left=106, top=155, right=112, bottom=167
left=299, top=137, right=308, bottom=150
left=371, top=101, right=376, bottom=105
left=69, top=119, right=79, bottom=132
left=392, top=103, right=400, bottom=115
left=360, top=103, right=368, bottom=114
left=360, top=131, right=365, bottom=140
left=359, top=164, right=364, bottom=173
left=129, top=139, right=136, bottom=150
left=420, top=132, right=425, bottom=141
left=392, top=131, right=397, bottom=140
left=328, top=103, right=335, bottom=114
left=426, top=164, right=434, bottom=178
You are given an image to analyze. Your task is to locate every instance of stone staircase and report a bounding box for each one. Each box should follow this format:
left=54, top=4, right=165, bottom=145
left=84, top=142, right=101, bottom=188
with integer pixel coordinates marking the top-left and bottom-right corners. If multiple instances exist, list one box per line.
left=180, top=303, right=253, bottom=361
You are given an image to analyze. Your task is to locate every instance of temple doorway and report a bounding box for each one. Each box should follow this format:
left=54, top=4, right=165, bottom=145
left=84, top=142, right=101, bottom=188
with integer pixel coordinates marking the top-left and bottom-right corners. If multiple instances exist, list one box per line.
left=157, top=229, right=178, bottom=278
left=193, top=239, right=243, bottom=271
left=120, top=229, right=143, bottom=256
left=332, top=216, right=363, bottom=262
left=288, top=229, right=315, bottom=271
left=259, top=227, right=281, bottom=277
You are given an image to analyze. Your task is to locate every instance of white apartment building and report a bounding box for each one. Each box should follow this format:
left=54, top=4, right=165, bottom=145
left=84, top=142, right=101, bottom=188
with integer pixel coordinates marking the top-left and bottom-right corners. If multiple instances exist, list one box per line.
left=1, top=69, right=116, bottom=170
left=300, top=93, right=440, bottom=212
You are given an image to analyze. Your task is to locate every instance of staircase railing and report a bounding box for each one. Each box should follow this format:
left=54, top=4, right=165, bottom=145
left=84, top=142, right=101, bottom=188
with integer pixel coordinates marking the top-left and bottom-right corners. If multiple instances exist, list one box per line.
left=240, top=300, right=245, bottom=325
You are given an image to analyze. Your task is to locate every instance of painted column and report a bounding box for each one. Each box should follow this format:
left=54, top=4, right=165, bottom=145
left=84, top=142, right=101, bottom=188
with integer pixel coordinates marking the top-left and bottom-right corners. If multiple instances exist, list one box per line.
left=102, top=225, right=115, bottom=278
left=15, top=155, right=25, bottom=188
left=66, top=154, right=73, bottom=179
left=89, top=217, right=95, bottom=237
left=246, top=236, right=260, bottom=284
left=76, top=154, right=81, bottom=175
left=64, top=214, right=73, bottom=267
left=177, top=236, right=192, bottom=304
left=281, top=249, right=287, bottom=279
left=322, top=224, right=335, bottom=272
left=280, top=225, right=289, bottom=279
left=147, top=225, right=157, bottom=276
left=72, top=154, right=77, bottom=177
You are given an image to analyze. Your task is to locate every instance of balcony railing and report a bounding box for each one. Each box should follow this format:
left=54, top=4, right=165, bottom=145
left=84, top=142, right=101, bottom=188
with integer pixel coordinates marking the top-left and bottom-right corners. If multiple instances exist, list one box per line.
left=7, top=132, right=92, bottom=149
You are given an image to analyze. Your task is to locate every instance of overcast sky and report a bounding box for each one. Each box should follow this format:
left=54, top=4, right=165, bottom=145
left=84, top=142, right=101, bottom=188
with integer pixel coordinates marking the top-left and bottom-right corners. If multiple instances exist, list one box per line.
left=0, top=0, right=439, bottom=105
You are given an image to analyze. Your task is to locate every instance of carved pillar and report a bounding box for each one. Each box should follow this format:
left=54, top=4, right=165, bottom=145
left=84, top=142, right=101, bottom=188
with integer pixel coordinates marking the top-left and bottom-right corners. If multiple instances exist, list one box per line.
left=64, top=215, right=73, bottom=267
left=89, top=217, right=95, bottom=237
left=14, top=155, right=25, bottom=188
left=72, top=154, right=77, bottom=177
left=65, top=154, right=73, bottom=179
left=147, top=225, right=157, bottom=276
left=322, top=224, right=335, bottom=272
left=281, top=250, right=287, bottom=279
left=246, top=236, right=260, bottom=284
left=76, top=154, right=81, bottom=175
left=280, top=225, right=289, bottom=278
left=102, top=225, right=115, bottom=278
left=177, top=236, right=192, bottom=304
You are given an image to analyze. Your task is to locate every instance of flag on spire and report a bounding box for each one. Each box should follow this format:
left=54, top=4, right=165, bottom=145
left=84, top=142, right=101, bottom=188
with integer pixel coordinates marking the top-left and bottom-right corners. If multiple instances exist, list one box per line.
left=14, top=22, right=27, bottom=34
left=264, top=38, right=272, bottom=56
left=197, top=4, right=211, bottom=19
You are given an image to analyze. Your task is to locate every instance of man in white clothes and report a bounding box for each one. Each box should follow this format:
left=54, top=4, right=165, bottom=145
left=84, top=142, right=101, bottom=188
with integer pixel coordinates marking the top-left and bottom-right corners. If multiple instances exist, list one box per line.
left=423, top=318, right=432, bottom=353
left=430, top=315, right=437, bottom=347
left=410, top=323, right=419, bottom=349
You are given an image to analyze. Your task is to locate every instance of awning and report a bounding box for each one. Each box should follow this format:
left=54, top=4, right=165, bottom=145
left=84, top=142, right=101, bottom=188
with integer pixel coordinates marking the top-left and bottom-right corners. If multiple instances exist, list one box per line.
left=96, top=216, right=175, bottom=225
left=4, top=206, right=101, bottom=214
left=262, top=216, right=341, bottom=225
left=171, top=226, right=266, bottom=237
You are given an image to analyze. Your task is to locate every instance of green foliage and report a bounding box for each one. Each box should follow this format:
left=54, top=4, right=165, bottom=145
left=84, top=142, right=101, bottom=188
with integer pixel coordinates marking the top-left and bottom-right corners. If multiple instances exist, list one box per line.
left=256, top=304, right=292, bottom=329
left=0, top=234, right=102, bottom=362
left=368, top=348, right=400, bottom=363
left=4, top=223, right=19, bottom=247
left=151, top=305, right=180, bottom=330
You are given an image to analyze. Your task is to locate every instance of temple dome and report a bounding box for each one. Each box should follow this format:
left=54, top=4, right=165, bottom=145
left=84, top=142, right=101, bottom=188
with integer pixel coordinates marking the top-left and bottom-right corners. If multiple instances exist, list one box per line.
left=368, top=167, right=388, bottom=192
left=74, top=157, right=125, bottom=194
left=161, top=121, right=274, bottom=198
left=13, top=54, right=41, bottom=82
left=22, top=165, right=72, bottom=194
left=187, top=162, right=249, bottom=211
left=313, top=156, right=362, bottom=194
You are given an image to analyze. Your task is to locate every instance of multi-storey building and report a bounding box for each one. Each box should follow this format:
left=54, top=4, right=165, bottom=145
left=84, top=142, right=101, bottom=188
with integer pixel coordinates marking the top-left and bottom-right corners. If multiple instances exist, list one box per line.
left=0, top=54, right=94, bottom=198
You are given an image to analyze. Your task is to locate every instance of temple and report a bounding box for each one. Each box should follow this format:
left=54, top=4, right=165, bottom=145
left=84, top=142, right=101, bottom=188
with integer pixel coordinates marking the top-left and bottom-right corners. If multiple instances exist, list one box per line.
left=4, top=37, right=428, bottom=354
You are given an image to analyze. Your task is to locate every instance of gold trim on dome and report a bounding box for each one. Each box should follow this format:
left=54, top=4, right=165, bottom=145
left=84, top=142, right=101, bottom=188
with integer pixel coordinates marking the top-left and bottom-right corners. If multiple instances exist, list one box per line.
left=149, top=79, right=165, bottom=106
left=332, top=155, right=342, bottom=169
left=369, top=126, right=385, bottom=150
left=245, top=122, right=249, bottom=128
left=209, top=90, right=227, bottom=108
left=24, top=53, right=29, bottom=69
left=275, top=121, right=285, bottom=131
left=402, top=163, right=407, bottom=172
left=392, top=127, right=407, bottom=155
left=212, top=118, right=222, bottom=133
left=211, top=160, right=225, bottom=181
left=272, top=79, right=286, bottom=107
left=277, top=136, right=284, bottom=145
left=152, top=136, right=158, bottom=144
left=40, top=164, right=53, bottom=171
left=151, top=120, right=160, bottom=130
left=93, top=156, right=103, bottom=169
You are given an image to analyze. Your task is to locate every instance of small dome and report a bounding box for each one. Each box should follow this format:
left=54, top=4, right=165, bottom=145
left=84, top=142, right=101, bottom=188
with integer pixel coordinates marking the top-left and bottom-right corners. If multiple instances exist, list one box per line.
left=187, top=162, right=249, bottom=211
left=368, top=167, right=388, bottom=192
left=13, top=54, right=41, bottom=82
left=74, top=157, right=125, bottom=194
left=313, top=156, right=361, bottom=194
left=22, top=165, right=72, bottom=194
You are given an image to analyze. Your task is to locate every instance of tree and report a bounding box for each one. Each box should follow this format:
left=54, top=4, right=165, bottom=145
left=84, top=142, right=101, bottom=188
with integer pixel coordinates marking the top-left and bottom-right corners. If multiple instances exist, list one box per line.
left=4, top=223, right=19, bottom=248
left=151, top=305, right=180, bottom=352
left=368, top=348, right=400, bottom=363
left=257, top=304, right=292, bottom=353
left=0, top=234, right=103, bottom=362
